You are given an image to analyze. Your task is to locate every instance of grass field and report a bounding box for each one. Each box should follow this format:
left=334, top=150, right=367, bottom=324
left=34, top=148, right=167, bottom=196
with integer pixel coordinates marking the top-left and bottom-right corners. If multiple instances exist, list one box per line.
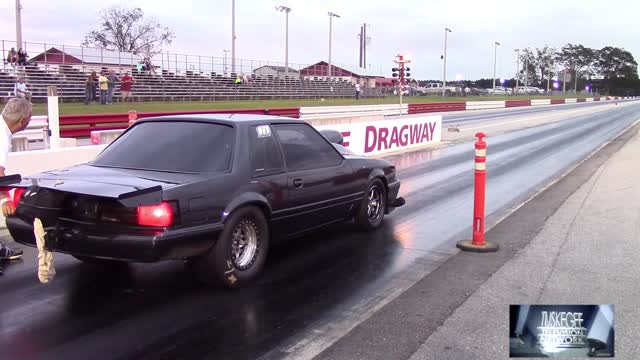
left=31, top=94, right=593, bottom=116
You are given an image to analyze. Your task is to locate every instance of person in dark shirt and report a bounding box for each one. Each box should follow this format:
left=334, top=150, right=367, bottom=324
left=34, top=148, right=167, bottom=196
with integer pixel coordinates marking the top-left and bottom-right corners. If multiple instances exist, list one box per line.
left=84, top=71, right=97, bottom=105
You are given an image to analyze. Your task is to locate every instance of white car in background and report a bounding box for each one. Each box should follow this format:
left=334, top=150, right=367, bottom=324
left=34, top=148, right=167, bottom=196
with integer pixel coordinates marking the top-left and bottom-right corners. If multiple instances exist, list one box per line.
left=515, top=86, right=544, bottom=95
left=487, top=86, right=510, bottom=95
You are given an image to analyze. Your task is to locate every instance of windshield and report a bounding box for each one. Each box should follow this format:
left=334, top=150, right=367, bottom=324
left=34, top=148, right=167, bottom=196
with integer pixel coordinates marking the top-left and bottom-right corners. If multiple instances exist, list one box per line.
left=91, top=121, right=235, bottom=173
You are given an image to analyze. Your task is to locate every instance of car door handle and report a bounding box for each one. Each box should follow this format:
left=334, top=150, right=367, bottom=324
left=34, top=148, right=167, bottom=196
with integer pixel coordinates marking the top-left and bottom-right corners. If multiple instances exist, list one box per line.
left=292, top=178, right=304, bottom=189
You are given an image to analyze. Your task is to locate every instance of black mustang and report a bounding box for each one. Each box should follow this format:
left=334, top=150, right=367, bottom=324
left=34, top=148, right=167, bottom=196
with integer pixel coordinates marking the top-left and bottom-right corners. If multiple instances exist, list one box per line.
left=2, top=115, right=405, bottom=288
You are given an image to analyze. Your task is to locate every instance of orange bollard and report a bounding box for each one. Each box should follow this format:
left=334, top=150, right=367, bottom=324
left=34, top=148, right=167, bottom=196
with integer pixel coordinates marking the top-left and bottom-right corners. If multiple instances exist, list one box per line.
left=456, top=132, right=499, bottom=253
left=128, top=110, right=138, bottom=127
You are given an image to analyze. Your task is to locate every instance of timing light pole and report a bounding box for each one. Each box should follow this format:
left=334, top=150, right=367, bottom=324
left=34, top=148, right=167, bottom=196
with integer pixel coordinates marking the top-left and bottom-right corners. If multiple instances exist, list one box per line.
left=231, top=0, right=236, bottom=74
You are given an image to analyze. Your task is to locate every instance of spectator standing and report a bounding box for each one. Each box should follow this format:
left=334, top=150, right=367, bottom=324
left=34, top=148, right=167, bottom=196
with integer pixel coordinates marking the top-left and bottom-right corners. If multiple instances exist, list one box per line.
left=17, top=49, right=28, bottom=66
left=355, top=83, right=361, bottom=100
left=0, top=98, right=32, bottom=274
left=98, top=72, right=109, bottom=105
left=13, top=78, right=31, bottom=101
left=84, top=71, right=97, bottom=105
left=120, top=72, right=134, bottom=102
left=107, top=70, right=119, bottom=104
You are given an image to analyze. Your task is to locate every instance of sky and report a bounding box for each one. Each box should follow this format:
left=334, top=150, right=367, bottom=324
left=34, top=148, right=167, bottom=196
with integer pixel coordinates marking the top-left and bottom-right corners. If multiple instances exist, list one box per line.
left=1, top=0, right=638, bottom=81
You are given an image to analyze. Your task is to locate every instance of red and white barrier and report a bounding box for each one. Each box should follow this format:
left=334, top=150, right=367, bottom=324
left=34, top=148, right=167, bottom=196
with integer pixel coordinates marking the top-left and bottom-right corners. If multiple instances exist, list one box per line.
left=315, top=115, right=442, bottom=156
left=531, top=99, right=551, bottom=106
left=465, top=101, right=506, bottom=111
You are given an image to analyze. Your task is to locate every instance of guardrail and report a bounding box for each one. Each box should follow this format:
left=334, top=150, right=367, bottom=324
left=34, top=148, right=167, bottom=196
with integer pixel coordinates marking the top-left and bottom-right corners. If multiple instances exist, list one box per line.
left=32, top=96, right=637, bottom=140
left=299, top=104, right=408, bottom=120
left=58, top=107, right=301, bottom=137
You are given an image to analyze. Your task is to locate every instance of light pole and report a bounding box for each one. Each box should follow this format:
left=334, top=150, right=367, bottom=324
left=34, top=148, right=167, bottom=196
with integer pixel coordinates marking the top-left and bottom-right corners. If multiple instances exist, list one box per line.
left=442, top=27, right=452, bottom=97
left=276, top=6, right=291, bottom=75
left=547, top=62, right=551, bottom=92
left=328, top=12, right=341, bottom=82
left=514, top=49, right=520, bottom=94
left=524, top=54, right=528, bottom=89
left=493, top=42, right=500, bottom=92
left=15, top=0, right=23, bottom=49
left=231, top=0, right=236, bottom=74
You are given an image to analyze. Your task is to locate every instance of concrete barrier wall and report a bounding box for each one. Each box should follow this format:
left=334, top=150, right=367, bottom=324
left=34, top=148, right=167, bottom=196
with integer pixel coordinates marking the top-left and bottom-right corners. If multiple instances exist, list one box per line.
left=586, top=98, right=594, bottom=102
left=465, top=101, right=506, bottom=110
left=315, top=115, right=442, bottom=156
left=531, top=99, right=552, bottom=106
left=565, top=98, right=578, bottom=103
left=6, top=145, right=107, bottom=176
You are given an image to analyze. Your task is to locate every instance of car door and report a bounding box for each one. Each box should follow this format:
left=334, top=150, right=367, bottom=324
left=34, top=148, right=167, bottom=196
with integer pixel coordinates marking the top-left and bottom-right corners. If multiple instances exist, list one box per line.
left=272, top=123, right=360, bottom=236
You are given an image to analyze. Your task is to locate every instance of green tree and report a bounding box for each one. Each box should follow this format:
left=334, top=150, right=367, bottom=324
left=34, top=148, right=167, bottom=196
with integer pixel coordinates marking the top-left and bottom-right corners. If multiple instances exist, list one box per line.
left=82, top=7, right=175, bottom=56
left=555, top=44, right=597, bottom=89
left=596, top=46, right=638, bottom=80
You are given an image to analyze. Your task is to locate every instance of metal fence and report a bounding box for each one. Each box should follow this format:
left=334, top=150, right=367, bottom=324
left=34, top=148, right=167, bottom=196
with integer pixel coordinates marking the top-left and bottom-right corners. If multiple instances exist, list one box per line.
left=2, top=39, right=383, bottom=80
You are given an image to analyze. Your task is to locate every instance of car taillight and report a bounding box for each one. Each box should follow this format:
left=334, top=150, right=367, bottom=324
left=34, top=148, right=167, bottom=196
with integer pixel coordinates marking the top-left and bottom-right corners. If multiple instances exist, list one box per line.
left=137, top=202, right=173, bottom=227
left=12, top=188, right=25, bottom=207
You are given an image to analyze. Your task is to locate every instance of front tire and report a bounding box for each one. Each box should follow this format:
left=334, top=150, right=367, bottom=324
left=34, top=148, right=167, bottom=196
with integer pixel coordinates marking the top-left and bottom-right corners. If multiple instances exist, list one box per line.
left=195, top=206, right=269, bottom=289
left=354, top=178, right=387, bottom=231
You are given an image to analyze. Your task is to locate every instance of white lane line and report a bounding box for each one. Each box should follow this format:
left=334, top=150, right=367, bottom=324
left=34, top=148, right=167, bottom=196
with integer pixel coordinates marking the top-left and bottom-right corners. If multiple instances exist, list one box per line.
left=458, top=105, right=614, bottom=132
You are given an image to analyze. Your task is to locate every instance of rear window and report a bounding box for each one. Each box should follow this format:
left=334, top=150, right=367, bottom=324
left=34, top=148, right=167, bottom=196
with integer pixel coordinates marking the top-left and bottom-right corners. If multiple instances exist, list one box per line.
left=91, top=121, right=235, bottom=173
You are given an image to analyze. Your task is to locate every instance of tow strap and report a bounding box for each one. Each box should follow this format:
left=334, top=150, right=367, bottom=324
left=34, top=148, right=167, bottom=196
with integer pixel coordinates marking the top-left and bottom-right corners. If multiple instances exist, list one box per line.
left=33, top=218, right=56, bottom=284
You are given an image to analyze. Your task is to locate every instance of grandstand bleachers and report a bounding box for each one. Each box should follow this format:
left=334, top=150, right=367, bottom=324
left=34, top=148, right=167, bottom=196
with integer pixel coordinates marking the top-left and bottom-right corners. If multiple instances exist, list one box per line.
left=0, top=63, right=382, bottom=103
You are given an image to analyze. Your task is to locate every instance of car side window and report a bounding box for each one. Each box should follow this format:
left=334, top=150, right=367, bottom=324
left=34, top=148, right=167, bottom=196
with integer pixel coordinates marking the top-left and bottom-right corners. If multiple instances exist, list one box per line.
left=273, top=124, right=343, bottom=171
left=249, top=125, right=284, bottom=176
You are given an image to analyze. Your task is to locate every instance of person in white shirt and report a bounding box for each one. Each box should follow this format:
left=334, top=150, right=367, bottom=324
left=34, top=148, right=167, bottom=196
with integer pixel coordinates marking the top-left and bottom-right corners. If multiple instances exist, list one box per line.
left=13, top=78, right=31, bottom=101
left=0, top=98, right=32, bottom=273
left=355, top=83, right=361, bottom=100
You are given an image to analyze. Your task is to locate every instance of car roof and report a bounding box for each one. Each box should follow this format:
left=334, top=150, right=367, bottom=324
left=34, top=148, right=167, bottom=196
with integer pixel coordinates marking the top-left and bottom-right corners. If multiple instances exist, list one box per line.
left=136, top=114, right=304, bottom=126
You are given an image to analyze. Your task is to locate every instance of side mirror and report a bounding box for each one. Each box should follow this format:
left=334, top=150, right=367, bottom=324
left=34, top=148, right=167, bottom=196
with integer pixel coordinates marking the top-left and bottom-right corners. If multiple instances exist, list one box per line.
left=319, top=129, right=343, bottom=145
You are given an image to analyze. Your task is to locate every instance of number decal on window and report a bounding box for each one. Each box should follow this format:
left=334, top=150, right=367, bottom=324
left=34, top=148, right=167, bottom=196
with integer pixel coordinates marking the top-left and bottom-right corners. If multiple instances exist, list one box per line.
left=256, top=125, right=271, bottom=138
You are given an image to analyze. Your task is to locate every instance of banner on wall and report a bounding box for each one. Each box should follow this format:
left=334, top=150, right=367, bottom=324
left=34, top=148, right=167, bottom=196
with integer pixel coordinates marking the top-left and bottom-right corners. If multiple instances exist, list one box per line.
left=315, top=115, right=442, bottom=156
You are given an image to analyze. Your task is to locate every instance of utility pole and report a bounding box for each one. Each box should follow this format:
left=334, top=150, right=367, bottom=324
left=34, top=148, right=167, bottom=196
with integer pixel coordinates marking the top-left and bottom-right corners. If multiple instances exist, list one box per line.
left=442, top=27, right=452, bottom=97
left=524, top=55, right=528, bottom=89
left=515, top=49, right=520, bottom=94
left=358, top=25, right=363, bottom=68
left=574, top=69, right=578, bottom=93
left=15, top=0, right=23, bottom=50
left=276, top=6, right=291, bottom=75
left=328, top=12, right=341, bottom=81
left=547, top=63, right=551, bottom=92
left=231, top=0, right=236, bottom=74
left=493, top=42, right=500, bottom=91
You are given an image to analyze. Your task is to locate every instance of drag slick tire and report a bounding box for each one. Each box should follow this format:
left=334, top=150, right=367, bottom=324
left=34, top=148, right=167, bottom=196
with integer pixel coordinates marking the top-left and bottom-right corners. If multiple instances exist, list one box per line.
left=354, top=178, right=387, bottom=231
left=195, top=206, right=269, bottom=289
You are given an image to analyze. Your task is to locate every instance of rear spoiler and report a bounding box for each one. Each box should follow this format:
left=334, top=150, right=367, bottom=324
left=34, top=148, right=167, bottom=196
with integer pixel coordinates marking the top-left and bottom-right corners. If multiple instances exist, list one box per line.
left=0, top=174, right=164, bottom=207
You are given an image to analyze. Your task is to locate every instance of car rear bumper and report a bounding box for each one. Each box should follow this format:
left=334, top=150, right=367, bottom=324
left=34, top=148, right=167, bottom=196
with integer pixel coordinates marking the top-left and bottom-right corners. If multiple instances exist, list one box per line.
left=6, top=217, right=223, bottom=262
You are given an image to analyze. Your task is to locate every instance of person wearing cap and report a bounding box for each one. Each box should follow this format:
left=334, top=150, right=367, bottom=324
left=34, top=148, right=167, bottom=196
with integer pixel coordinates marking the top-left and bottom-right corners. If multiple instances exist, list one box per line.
left=0, top=98, right=32, bottom=274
